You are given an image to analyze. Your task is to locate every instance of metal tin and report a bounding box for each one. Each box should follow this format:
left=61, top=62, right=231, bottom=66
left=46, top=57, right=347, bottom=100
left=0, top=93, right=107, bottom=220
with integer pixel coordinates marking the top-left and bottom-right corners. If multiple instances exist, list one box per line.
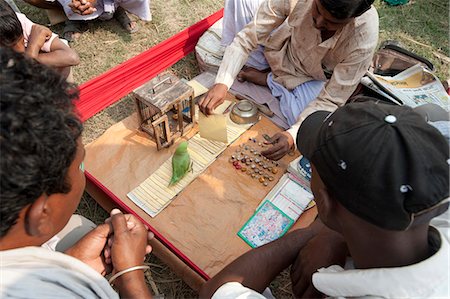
left=230, top=100, right=259, bottom=124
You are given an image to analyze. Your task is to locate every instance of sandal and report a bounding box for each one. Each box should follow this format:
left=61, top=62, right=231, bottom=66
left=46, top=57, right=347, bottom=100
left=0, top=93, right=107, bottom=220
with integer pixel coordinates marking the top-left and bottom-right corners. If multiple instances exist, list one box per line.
left=62, top=20, right=88, bottom=42
left=114, top=6, right=139, bottom=33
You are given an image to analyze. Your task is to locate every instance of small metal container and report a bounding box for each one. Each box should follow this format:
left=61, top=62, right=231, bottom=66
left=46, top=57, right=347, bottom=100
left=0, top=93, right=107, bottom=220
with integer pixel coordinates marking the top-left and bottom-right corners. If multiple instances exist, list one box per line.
left=230, top=100, right=259, bottom=125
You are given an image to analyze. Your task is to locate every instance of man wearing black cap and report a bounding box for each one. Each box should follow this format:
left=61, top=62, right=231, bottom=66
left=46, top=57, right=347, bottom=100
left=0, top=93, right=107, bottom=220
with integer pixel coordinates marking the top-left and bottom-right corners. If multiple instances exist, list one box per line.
left=200, top=100, right=449, bottom=298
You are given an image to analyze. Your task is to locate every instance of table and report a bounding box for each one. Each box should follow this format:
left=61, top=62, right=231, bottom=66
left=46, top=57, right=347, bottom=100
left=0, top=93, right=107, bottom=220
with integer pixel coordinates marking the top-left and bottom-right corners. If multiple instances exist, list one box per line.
left=84, top=110, right=317, bottom=291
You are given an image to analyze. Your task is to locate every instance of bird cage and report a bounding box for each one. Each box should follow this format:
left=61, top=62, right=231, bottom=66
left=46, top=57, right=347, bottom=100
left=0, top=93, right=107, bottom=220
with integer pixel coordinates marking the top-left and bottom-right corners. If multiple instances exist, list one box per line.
left=132, top=72, right=195, bottom=150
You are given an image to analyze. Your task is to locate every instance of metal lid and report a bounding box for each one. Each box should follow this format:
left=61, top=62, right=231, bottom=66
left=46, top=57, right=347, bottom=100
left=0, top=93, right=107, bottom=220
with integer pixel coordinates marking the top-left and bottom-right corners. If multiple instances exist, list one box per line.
left=230, top=100, right=259, bottom=124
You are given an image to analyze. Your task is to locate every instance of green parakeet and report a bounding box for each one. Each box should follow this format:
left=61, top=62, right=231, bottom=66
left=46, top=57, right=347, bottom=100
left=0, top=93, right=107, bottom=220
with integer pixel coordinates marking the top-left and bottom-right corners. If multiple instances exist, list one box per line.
left=169, top=141, right=191, bottom=186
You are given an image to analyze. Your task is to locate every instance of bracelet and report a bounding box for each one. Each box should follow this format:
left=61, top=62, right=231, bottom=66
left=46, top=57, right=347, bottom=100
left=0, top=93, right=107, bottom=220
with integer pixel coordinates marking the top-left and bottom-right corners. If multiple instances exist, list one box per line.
left=108, top=265, right=150, bottom=285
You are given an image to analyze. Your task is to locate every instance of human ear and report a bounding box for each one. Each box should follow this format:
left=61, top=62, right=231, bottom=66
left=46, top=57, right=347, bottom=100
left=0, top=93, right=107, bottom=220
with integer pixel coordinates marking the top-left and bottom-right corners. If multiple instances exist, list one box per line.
left=25, top=194, right=54, bottom=237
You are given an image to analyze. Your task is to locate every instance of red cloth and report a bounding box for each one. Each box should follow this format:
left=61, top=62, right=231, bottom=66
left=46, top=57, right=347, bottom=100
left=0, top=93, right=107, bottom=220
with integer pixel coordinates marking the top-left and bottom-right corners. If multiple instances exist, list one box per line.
left=76, top=9, right=223, bottom=121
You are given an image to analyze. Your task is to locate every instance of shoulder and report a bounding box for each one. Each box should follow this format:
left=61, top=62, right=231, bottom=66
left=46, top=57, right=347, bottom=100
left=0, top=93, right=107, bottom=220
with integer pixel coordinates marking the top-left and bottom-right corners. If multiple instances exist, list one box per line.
left=212, top=282, right=267, bottom=299
left=15, top=12, right=33, bottom=26
left=342, top=6, right=379, bottom=52
left=15, top=12, right=34, bottom=38
left=354, top=6, right=379, bottom=36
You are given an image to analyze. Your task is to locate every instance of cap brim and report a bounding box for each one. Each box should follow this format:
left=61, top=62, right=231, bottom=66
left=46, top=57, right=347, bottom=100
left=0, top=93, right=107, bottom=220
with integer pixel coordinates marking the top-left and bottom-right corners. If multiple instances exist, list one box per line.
left=297, top=111, right=331, bottom=160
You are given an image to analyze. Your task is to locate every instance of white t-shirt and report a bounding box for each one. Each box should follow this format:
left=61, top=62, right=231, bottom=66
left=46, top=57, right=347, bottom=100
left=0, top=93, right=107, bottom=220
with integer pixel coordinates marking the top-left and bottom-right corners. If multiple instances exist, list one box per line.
left=212, top=211, right=450, bottom=298
left=16, top=13, right=57, bottom=53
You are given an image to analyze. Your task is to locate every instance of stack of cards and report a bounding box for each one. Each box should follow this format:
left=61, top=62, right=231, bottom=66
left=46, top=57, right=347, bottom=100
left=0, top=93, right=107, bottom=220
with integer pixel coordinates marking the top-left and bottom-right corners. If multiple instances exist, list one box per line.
left=238, top=156, right=315, bottom=248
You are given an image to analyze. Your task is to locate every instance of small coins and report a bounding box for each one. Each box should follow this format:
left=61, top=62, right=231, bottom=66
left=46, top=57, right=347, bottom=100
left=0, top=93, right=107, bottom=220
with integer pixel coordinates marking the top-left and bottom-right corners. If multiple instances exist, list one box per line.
left=230, top=140, right=282, bottom=187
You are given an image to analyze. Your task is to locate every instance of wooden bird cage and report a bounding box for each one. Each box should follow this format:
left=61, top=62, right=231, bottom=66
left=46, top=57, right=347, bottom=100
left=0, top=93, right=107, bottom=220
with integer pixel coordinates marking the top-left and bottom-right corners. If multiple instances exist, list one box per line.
left=132, top=72, right=195, bottom=150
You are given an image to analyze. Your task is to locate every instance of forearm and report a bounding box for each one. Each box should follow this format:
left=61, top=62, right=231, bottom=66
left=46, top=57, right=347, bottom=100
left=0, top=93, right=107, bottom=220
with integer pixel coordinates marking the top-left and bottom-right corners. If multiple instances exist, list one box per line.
left=35, top=50, right=80, bottom=68
left=115, top=270, right=152, bottom=299
left=200, top=227, right=316, bottom=298
left=215, top=0, right=289, bottom=88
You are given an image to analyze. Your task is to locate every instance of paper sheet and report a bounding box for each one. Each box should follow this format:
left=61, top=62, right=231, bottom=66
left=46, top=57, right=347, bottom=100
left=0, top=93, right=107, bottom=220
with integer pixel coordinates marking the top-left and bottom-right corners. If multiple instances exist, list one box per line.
left=198, top=100, right=232, bottom=143
left=186, top=80, right=209, bottom=98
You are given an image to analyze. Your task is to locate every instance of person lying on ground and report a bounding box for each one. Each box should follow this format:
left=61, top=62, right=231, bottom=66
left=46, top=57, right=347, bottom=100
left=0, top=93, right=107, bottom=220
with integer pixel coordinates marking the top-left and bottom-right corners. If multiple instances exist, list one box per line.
left=200, top=99, right=449, bottom=298
left=0, top=47, right=153, bottom=299
left=0, top=0, right=79, bottom=79
left=199, top=0, right=379, bottom=160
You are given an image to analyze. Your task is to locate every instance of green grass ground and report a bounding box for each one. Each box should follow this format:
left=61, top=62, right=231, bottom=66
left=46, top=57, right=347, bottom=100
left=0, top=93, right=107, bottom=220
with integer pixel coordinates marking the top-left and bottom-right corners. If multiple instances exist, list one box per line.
left=15, top=0, right=449, bottom=297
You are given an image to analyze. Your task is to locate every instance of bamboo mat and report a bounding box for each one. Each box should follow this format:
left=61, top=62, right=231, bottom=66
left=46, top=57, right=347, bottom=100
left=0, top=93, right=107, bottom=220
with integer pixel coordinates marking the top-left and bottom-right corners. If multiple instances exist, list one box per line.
left=127, top=122, right=250, bottom=217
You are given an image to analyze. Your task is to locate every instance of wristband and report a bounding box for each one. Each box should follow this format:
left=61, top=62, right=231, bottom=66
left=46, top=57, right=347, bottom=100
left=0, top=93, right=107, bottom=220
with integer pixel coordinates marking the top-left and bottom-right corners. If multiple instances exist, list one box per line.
left=108, top=265, right=150, bottom=285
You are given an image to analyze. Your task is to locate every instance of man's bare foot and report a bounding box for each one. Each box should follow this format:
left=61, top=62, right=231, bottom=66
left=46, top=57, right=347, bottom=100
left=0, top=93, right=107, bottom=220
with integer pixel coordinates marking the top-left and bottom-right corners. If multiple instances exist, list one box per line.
left=237, top=66, right=270, bottom=86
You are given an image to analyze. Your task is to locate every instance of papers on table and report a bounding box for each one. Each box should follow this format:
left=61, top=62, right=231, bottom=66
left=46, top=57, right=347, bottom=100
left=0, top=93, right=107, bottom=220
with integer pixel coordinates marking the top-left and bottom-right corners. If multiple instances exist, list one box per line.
left=238, top=155, right=315, bottom=248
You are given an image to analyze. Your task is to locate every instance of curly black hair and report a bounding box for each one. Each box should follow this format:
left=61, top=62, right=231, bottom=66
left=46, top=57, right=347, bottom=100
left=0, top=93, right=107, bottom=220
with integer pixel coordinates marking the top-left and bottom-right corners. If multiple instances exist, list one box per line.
left=320, top=0, right=375, bottom=19
left=0, top=48, right=83, bottom=237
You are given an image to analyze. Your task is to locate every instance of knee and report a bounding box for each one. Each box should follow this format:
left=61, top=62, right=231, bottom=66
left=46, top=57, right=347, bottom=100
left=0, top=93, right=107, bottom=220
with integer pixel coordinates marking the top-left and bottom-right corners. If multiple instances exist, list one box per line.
left=23, top=0, right=60, bottom=8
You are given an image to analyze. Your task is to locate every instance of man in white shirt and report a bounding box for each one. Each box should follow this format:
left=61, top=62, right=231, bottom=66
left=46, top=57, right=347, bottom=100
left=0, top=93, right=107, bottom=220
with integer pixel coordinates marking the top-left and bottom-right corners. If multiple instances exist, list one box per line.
left=200, top=99, right=450, bottom=298
left=199, top=0, right=378, bottom=161
left=0, top=48, right=153, bottom=299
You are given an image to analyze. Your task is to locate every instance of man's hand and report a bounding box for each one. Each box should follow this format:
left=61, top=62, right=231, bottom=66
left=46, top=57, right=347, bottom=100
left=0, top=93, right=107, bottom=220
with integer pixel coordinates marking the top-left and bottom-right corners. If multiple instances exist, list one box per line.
left=261, top=131, right=294, bottom=160
left=108, top=209, right=151, bottom=272
left=198, top=83, right=228, bottom=115
left=290, top=227, right=348, bottom=298
left=103, top=212, right=153, bottom=266
left=25, top=24, right=52, bottom=59
left=65, top=223, right=112, bottom=276
left=69, top=0, right=97, bottom=15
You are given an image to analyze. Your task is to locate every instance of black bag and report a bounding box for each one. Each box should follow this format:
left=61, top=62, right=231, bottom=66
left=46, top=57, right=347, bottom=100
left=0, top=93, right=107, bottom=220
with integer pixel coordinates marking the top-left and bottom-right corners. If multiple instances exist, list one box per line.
left=372, top=40, right=434, bottom=76
left=349, top=41, right=435, bottom=104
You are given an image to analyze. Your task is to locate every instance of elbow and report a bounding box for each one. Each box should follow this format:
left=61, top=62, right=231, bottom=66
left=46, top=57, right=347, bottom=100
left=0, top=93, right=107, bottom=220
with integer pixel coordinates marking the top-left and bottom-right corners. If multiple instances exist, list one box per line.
left=69, top=50, right=80, bottom=66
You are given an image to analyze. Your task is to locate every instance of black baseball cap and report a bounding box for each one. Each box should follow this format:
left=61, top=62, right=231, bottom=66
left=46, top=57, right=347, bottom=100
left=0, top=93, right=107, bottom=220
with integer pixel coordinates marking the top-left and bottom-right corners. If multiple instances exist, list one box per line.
left=297, top=101, right=449, bottom=230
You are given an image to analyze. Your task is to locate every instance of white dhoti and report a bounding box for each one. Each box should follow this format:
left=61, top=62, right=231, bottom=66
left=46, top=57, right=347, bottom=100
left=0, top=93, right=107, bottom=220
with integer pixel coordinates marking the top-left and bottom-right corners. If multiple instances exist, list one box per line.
left=222, top=0, right=268, bottom=71
left=60, top=0, right=151, bottom=21
left=267, top=73, right=325, bottom=126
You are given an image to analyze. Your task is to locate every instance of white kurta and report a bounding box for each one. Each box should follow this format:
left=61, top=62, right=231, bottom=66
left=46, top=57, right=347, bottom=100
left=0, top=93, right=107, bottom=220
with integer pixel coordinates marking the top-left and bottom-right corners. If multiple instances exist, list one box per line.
left=0, top=246, right=119, bottom=298
left=59, top=0, right=151, bottom=21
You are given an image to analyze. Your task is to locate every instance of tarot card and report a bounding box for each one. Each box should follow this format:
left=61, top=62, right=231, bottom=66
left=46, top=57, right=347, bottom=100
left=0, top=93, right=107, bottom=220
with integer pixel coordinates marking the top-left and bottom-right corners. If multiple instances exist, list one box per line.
left=238, top=200, right=294, bottom=248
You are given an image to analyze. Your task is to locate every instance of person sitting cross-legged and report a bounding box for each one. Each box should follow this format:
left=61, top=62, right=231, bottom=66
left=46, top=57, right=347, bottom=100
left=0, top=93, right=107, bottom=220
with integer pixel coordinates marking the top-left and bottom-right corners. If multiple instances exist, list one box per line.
left=200, top=100, right=449, bottom=298
left=0, top=48, right=153, bottom=299
left=200, top=0, right=379, bottom=161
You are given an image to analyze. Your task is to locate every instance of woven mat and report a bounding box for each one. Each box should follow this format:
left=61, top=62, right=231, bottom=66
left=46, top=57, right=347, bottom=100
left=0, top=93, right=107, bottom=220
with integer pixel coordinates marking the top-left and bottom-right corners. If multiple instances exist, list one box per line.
left=127, top=121, right=250, bottom=217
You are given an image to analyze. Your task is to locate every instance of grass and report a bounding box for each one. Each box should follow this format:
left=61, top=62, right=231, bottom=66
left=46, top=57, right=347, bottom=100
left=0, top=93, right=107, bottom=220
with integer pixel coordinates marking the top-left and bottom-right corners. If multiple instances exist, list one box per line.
left=15, top=0, right=449, bottom=297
